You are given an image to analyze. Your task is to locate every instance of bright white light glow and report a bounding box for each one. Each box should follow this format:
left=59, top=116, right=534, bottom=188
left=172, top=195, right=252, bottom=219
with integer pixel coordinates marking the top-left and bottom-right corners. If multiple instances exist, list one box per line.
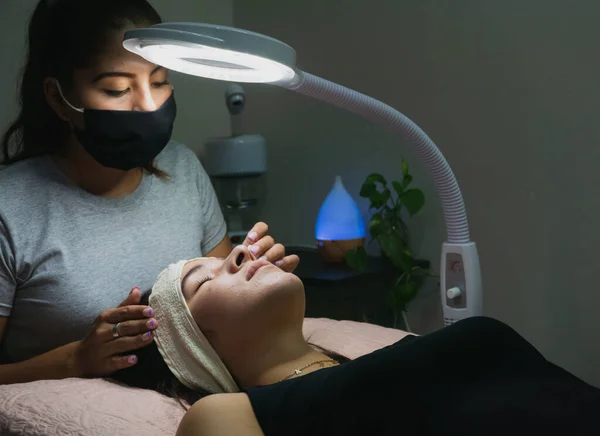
left=131, top=42, right=296, bottom=84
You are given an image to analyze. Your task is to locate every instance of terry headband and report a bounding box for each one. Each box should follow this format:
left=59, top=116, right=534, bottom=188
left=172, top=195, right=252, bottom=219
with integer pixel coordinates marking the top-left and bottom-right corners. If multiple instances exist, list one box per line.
left=149, top=259, right=239, bottom=394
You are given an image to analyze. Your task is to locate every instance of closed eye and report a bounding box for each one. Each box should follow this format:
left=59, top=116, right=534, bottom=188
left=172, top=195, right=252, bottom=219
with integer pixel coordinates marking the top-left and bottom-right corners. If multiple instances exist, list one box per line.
left=152, top=80, right=171, bottom=88
left=195, top=276, right=212, bottom=291
left=103, top=81, right=169, bottom=98
left=104, top=89, right=129, bottom=98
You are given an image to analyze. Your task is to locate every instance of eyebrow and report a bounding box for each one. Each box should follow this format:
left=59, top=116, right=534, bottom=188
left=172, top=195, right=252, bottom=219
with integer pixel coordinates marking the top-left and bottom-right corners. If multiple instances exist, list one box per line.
left=92, top=65, right=164, bottom=83
left=181, top=264, right=205, bottom=293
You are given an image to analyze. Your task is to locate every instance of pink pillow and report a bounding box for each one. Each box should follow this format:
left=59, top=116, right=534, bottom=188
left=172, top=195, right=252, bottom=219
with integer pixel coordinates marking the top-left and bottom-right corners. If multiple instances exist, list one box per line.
left=0, top=377, right=185, bottom=436
left=0, top=318, right=406, bottom=435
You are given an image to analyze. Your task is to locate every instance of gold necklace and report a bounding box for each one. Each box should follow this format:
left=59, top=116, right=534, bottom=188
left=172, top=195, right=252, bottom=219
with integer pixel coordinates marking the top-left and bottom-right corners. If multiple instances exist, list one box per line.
left=279, top=359, right=339, bottom=382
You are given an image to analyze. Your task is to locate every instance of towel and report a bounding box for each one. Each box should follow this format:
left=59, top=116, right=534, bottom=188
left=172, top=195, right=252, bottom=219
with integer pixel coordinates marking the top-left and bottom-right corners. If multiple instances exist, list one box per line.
left=149, top=259, right=239, bottom=394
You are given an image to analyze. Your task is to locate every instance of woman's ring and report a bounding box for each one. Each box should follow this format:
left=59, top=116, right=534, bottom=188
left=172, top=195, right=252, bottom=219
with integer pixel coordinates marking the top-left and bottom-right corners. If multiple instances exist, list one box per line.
left=112, top=322, right=121, bottom=338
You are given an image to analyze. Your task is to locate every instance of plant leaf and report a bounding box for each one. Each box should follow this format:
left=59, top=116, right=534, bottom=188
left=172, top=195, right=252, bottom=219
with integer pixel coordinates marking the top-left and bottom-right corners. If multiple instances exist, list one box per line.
left=387, top=247, right=415, bottom=273
left=381, top=188, right=392, bottom=206
left=394, top=280, right=419, bottom=305
left=401, top=158, right=409, bottom=179
left=345, top=246, right=368, bottom=273
left=400, top=248, right=416, bottom=270
left=369, top=212, right=383, bottom=238
left=391, top=180, right=404, bottom=197
left=388, top=216, right=410, bottom=246
left=400, top=189, right=425, bottom=216
left=361, top=174, right=390, bottom=207
left=387, top=273, right=421, bottom=310
left=359, top=180, right=377, bottom=199
left=365, top=173, right=387, bottom=187
left=376, top=222, right=412, bottom=271
left=411, top=266, right=440, bottom=279
left=410, top=266, right=436, bottom=278
left=410, top=266, right=427, bottom=275
left=369, top=188, right=391, bottom=209
left=378, top=236, right=404, bottom=270
left=402, top=173, right=413, bottom=189
left=385, top=288, right=400, bottom=312
left=397, top=218, right=410, bottom=246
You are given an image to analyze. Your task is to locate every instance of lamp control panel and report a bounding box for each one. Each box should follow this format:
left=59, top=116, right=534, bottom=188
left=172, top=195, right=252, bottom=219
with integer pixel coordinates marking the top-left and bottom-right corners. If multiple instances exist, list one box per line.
left=445, top=253, right=466, bottom=309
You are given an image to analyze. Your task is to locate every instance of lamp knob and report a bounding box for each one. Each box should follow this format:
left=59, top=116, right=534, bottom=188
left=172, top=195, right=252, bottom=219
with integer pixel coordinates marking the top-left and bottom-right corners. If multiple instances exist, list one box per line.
left=446, top=286, right=462, bottom=300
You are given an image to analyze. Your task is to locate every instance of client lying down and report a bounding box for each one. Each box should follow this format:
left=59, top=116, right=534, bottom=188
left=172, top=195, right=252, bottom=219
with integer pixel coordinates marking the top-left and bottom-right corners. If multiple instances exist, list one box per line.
left=113, top=245, right=600, bottom=436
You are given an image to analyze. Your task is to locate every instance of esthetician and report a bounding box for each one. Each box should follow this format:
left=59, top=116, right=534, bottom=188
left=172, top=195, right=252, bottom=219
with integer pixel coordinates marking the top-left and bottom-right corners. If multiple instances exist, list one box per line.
left=0, top=0, right=298, bottom=384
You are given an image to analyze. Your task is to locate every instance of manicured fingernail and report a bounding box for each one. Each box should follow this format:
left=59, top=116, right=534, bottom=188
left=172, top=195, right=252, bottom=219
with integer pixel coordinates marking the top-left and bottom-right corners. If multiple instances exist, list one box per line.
left=143, top=331, right=153, bottom=341
left=275, top=260, right=284, bottom=267
left=131, top=286, right=140, bottom=293
left=143, top=307, right=153, bottom=317
left=128, top=355, right=138, bottom=364
left=249, top=245, right=259, bottom=255
left=259, top=256, right=268, bottom=261
left=146, top=319, right=156, bottom=329
left=248, top=231, right=257, bottom=241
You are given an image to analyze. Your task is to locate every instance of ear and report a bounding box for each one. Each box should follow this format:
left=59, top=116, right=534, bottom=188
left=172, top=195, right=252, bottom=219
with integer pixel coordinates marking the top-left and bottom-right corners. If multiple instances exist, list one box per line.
left=43, top=78, right=70, bottom=122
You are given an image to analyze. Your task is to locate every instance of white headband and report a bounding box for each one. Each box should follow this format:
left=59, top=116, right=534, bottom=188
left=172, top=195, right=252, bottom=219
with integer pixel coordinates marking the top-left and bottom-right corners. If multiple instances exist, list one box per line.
left=149, top=259, right=239, bottom=394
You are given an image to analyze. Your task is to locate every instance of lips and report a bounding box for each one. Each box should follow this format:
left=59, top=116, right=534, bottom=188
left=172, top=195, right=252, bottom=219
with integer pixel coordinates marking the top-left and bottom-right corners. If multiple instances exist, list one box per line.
left=246, top=259, right=272, bottom=281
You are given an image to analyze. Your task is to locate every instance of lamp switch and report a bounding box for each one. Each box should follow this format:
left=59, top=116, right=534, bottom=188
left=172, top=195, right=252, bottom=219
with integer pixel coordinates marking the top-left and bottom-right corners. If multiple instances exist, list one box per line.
left=446, top=286, right=462, bottom=299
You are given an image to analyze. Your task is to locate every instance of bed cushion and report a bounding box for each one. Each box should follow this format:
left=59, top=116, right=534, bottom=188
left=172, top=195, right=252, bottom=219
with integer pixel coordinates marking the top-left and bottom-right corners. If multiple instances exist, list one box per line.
left=303, top=317, right=411, bottom=359
left=0, top=319, right=408, bottom=436
left=0, top=378, right=184, bottom=436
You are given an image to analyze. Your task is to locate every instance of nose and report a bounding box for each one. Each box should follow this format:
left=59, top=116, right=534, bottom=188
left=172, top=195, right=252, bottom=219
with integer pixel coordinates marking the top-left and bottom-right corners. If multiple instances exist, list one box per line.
left=133, top=88, right=159, bottom=112
left=226, top=245, right=254, bottom=272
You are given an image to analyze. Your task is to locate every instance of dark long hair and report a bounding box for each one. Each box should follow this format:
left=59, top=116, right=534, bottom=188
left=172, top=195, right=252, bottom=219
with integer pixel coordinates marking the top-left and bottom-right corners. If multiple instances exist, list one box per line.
left=1, top=0, right=166, bottom=176
left=111, top=291, right=210, bottom=406
left=112, top=290, right=350, bottom=407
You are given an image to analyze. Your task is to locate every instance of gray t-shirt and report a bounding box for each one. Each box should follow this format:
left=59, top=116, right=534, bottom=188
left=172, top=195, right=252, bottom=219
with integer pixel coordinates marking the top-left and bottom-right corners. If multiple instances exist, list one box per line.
left=0, top=142, right=226, bottom=362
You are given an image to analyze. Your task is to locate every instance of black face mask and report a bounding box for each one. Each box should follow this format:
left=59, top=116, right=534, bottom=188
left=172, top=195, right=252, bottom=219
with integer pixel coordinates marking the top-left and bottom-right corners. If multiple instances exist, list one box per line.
left=58, top=84, right=177, bottom=170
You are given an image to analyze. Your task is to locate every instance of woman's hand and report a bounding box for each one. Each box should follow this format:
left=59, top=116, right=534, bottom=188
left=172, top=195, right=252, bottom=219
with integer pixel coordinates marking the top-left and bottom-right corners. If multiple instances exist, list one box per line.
left=243, top=222, right=300, bottom=273
left=69, top=287, right=158, bottom=378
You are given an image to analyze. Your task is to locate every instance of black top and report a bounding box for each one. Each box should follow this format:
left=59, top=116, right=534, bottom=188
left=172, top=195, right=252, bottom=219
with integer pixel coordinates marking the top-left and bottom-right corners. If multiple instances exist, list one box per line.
left=245, top=317, right=600, bottom=436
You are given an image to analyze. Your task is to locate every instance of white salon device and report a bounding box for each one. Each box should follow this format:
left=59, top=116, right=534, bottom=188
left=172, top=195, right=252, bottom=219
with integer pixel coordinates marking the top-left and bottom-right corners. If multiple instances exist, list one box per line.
left=123, top=23, right=483, bottom=325
left=203, top=85, right=267, bottom=246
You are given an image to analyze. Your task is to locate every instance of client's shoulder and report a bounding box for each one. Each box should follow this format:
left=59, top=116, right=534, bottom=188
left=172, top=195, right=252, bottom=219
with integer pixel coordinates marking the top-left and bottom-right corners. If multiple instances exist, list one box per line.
left=177, top=393, right=264, bottom=436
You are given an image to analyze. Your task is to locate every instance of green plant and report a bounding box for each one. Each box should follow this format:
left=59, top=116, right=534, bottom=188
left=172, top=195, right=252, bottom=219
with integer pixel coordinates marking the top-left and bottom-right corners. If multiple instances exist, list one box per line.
left=345, top=158, right=437, bottom=330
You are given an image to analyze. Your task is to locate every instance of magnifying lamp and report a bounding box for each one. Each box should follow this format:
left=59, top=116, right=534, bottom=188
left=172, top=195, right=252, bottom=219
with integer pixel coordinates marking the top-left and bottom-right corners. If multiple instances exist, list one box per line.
left=123, top=23, right=482, bottom=326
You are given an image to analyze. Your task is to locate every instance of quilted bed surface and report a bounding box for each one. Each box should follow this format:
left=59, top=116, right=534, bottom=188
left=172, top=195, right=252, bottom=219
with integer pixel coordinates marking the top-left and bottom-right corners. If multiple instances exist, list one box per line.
left=0, top=378, right=185, bottom=436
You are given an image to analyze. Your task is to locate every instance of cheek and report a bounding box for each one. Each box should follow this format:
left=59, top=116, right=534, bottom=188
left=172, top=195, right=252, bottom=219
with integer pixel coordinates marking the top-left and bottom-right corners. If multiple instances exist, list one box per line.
left=152, top=86, right=173, bottom=106
left=188, top=272, right=303, bottom=332
left=188, top=279, right=241, bottom=330
left=70, top=74, right=107, bottom=109
left=73, top=88, right=116, bottom=111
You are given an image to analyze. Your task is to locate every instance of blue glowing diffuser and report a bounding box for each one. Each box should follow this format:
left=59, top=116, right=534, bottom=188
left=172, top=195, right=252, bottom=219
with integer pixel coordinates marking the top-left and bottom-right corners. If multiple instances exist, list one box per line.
left=315, top=176, right=365, bottom=262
